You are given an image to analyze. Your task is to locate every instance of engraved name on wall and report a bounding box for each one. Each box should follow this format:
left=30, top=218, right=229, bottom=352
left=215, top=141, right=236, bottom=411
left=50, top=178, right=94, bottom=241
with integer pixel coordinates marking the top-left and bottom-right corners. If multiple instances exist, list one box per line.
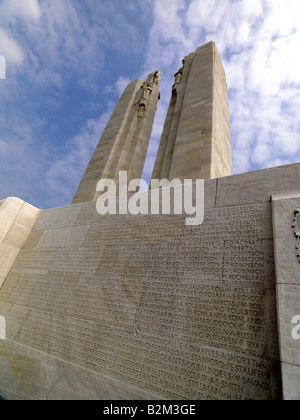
left=0, top=203, right=280, bottom=400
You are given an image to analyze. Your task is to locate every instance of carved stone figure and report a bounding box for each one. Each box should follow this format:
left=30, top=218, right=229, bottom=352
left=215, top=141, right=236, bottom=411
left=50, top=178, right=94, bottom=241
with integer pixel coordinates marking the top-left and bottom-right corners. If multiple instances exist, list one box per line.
left=134, top=86, right=144, bottom=106
left=152, top=70, right=160, bottom=85
left=174, top=68, right=183, bottom=86
left=171, top=87, right=177, bottom=107
left=137, top=84, right=153, bottom=117
left=134, top=71, right=160, bottom=117
left=171, top=61, right=184, bottom=106
left=137, top=103, right=146, bottom=118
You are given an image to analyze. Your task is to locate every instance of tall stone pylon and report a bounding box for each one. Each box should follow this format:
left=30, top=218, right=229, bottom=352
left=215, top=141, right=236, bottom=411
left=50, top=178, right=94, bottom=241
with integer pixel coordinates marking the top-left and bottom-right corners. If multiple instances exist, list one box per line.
left=152, top=41, right=232, bottom=182
left=72, top=70, right=161, bottom=204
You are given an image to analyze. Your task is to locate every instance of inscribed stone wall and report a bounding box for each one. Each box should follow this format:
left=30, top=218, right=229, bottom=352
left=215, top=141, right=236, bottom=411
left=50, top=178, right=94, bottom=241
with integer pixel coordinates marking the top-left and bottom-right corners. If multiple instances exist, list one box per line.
left=0, top=166, right=292, bottom=399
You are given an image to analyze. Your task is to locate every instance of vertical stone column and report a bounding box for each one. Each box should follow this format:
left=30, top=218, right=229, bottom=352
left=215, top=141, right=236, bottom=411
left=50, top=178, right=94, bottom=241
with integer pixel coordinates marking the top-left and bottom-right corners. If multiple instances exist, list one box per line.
left=152, top=41, right=232, bottom=183
left=152, top=53, right=195, bottom=181
left=72, top=70, right=160, bottom=204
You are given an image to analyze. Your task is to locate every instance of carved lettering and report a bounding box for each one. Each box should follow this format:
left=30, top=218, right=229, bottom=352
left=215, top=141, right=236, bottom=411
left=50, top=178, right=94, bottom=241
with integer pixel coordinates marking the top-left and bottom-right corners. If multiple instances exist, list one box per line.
left=0, top=203, right=279, bottom=400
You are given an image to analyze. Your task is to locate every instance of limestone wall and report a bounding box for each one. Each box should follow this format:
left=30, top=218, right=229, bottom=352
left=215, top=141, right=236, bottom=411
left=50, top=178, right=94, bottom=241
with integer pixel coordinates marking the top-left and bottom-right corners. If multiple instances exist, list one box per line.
left=0, top=198, right=40, bottom=289
left=0, top=163, right=300, bottom=400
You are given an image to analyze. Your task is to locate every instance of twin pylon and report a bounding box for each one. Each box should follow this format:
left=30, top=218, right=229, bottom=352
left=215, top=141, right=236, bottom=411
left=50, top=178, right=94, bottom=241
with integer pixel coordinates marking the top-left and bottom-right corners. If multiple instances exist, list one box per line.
left=72, top=41, right=232, bottom=205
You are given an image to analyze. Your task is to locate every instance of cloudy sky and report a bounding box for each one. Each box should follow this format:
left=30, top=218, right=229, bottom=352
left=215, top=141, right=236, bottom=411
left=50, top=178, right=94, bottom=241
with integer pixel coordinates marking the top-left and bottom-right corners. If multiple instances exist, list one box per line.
left=0, top=0, right=300, bottom=209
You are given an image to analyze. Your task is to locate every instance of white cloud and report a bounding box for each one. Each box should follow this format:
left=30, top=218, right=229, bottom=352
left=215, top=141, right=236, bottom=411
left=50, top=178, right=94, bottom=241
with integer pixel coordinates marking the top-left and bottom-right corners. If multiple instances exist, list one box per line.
left=0, top=110, right=111, bottom=208
left=0, top=139, right=8, bottom=154
left=0, top=27, right=24, bottom=66
left=0, top=0, right=41, bottom=73
left=0, top=0, right=153, bottom=207
left=0, top=0, right=147, bottom=91
left=44, top=110, right=113, bottom=207
left=0, top=0, right=41, bottom=23
left=142, top=0, right=300, bottom=178
left=115, top=77, right=132, bottom=97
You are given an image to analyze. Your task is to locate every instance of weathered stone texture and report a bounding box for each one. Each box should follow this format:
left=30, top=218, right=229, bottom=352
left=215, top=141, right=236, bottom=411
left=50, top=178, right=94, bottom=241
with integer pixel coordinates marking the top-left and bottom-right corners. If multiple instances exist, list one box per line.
left=0, top=206, right=279, bottom=399
left=3, top=163, right=300, bottom=400
left=1, top=37, right=300, bottom=400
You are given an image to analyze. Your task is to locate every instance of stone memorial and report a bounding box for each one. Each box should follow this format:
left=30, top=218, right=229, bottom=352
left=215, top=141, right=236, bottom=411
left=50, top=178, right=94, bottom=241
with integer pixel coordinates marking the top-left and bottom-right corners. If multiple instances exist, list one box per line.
left=0, top=42, right=299, bottom=400
left=72, top=70, right=161, bottom=204
left=152, top=42, right=232, bottom=183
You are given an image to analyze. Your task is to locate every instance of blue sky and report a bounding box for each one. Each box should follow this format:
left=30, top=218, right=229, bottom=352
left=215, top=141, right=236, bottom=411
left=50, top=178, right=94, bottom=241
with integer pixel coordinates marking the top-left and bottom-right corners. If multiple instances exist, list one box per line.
left=0, top=0, right=300, bottom=209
